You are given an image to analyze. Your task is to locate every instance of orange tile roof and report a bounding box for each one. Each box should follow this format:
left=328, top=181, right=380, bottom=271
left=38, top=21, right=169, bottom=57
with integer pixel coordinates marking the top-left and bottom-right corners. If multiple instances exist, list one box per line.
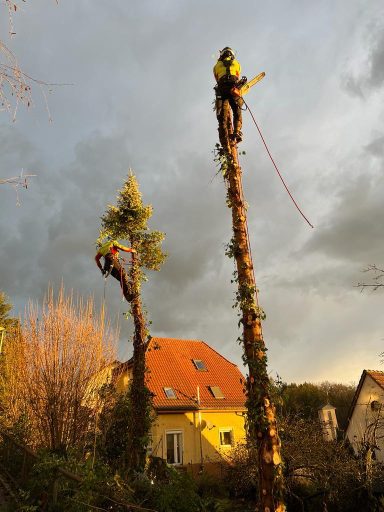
left=140, top=338, right=246, bottom=411
left=366, top=370, right=384, bottom=389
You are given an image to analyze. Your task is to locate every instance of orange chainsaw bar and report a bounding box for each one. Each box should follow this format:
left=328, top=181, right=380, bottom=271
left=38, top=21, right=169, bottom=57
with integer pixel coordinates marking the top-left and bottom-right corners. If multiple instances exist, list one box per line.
left=232, top=71, right=266, bottom=97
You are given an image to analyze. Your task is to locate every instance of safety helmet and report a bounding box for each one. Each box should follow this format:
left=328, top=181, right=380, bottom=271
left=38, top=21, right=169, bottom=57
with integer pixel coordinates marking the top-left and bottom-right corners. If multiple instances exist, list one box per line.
left=220, top=47, right=235, bottom=60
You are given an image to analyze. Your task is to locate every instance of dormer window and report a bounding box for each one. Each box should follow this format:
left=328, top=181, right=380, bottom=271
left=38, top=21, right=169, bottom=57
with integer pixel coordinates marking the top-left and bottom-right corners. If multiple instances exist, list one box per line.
left=209, top=386, right=225, bottom=399
left=193, top=359, right=207, bottom=371
left=164, top=387, right=177, bottom=399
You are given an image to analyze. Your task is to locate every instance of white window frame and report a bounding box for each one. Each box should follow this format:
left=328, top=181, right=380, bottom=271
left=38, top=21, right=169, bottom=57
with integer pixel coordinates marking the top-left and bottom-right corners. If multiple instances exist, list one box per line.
left=165, top=430, right=183, bottom=465
left=219, top=428, right=234, bottom=447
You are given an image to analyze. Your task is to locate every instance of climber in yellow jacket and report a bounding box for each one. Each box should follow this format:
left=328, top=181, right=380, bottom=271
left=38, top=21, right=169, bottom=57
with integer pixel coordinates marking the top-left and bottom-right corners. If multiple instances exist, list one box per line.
left=95, top=239, right=136, bottom=302
left=213, top=47, right=245, bottom=144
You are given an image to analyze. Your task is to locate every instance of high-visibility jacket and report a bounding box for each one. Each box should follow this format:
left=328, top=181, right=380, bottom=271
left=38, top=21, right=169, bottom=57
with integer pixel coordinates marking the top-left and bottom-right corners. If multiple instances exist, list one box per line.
left=98, top=240, right=129, bottom=257
left=213, top=58, right=241, bottom=83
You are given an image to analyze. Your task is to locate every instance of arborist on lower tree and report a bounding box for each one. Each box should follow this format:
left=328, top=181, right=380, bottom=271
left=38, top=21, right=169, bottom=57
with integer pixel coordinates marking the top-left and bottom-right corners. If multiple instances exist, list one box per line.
left=95, top=239, right=136, bottom=302
left=213, top=46, right=246, bottom=144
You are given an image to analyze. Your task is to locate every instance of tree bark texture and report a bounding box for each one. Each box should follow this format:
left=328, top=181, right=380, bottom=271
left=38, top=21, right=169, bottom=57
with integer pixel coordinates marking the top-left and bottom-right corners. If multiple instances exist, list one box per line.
left=126, top=254, right=150, bottom=473
left=219, top=100, right=285, bottom=512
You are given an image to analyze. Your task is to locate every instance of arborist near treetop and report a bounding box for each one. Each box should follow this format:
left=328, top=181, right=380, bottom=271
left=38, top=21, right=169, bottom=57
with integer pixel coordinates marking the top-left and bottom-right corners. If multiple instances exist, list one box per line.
left=213, top=46, right=246, bottom=144
left=95, top=239, right=136, bottom=302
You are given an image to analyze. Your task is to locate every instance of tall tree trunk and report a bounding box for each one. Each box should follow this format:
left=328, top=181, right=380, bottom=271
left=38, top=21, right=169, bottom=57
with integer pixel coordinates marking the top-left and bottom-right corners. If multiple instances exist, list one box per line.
left=126, top=254, right=151, bottom=473
left=218, top=101, right=285, bottom=512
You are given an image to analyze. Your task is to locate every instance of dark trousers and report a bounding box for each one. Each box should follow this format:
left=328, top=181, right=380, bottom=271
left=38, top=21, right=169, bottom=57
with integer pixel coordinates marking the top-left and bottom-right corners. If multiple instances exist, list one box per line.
left=104, top=254, right=133, bottom=302
left=215, top=79, right=243, bottom=134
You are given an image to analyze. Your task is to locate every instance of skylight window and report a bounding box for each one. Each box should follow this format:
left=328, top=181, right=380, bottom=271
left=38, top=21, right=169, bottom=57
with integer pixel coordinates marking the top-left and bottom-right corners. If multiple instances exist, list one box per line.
left=193, top=359, right=207, bottom=371
left=209, top=386, right=225, bottom=399
left=164, top=387, right=177, bottom=399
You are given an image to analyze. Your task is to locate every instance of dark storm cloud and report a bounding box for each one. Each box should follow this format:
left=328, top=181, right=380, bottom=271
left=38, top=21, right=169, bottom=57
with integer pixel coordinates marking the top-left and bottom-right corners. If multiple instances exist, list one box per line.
left=0, top=129, right=129, bottom=299
left=367, top=26, right=384, bottom=89
left=304, top=174, right=384, bottom=265
left=1, top=0, right=384, bottom=382
left=365, top=136, right=384, bottom=158
left=271, top=140, right=384, bottom=297
left=342, top=21, right=384, bottom=97
left=0, top=122, right=238, bottom=354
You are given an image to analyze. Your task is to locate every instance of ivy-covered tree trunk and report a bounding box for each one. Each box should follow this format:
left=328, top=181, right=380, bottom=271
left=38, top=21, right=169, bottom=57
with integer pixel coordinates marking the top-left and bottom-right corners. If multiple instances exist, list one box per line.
left=217, top=102, right=285, bottom=512
left=98, top=173, right=166, bottom=474
left=125, top=254, right=151, bottom=472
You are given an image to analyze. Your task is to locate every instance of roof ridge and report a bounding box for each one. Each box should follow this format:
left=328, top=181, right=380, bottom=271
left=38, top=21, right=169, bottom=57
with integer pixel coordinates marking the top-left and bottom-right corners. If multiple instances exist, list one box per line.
left=200, top=340, right=239, bottom=368
left=151, top=337, right=205, bottom=343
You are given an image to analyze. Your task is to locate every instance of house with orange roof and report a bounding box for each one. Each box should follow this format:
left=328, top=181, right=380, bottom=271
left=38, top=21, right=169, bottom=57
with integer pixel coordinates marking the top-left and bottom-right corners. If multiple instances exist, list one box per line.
left=114, top=337, right=247, bottom=475
left=345, top=370, right=384, bottom=461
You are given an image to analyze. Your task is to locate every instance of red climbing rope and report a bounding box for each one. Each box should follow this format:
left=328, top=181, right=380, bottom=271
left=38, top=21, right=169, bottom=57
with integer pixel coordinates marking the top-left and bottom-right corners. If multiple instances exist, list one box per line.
left=242, top=98, right=314, bottom=229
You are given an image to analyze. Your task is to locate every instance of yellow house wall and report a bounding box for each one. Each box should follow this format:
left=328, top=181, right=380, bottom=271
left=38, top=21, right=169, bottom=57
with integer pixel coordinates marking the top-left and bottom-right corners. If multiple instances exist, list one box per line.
left=151, top=409, right=246, bottom=466
left=114, top=370, right=246, bottom=467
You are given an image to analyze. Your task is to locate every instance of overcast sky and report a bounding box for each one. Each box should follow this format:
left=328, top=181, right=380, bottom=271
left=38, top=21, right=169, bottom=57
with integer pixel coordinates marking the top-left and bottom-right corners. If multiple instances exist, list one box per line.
left=1, top=0, right=383, bottom=385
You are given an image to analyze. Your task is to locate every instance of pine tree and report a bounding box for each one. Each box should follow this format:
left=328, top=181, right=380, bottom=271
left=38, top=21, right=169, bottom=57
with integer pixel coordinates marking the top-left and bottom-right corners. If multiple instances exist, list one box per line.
left=215, top=101, right=285, bottom=511
left=98, top=172, right=166, bottom=472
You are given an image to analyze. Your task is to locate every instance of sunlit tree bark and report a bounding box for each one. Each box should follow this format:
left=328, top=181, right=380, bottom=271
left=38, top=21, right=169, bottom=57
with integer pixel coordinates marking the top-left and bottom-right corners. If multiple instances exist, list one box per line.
left=216, top=101, right=285, bottom=512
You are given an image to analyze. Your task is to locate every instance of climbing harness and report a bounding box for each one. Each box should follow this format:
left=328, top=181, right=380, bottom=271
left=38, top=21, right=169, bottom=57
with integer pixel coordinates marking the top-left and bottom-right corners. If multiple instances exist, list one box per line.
left=101, top=253, right=133, bottom=302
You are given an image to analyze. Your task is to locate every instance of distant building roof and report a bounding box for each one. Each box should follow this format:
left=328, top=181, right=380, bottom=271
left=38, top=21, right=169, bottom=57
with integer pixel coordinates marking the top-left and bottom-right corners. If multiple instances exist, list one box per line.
left=345, top=370, right=384, bottom=430
left=365, top=370, right=384, bottom=389
left=318, top=403, right=336, bottom=411
left=117, top=337, right=246, bottom=411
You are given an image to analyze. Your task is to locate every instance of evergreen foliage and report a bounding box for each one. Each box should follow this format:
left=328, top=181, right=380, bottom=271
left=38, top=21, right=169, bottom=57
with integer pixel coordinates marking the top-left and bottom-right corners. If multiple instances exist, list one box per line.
left=98, top=172, right=166, bottom=285
left=98, top=171, right=166, bottom=474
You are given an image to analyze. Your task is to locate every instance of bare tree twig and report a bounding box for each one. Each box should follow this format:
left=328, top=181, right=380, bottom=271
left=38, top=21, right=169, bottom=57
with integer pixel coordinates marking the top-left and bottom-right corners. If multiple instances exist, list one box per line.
left=1, top=1, right=70, bottom=120
left=356, top=264, right=384, bottom=292
left=0, top=171, right=36, bottom=186
left=0, top=171, right=36, bottom=205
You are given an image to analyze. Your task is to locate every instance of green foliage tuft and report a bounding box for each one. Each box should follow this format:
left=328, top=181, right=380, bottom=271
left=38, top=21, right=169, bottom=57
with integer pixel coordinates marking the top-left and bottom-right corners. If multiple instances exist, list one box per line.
left=97, top=173, right=166, bottom=284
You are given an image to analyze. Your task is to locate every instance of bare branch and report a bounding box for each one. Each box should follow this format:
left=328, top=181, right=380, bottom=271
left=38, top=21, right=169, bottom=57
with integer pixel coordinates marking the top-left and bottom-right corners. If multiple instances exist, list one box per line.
left=0, top=171, right=36, bottom=186
left=0, top=286, right=117, bottom=451
left=356, top=264, right=384, bottom=292
left=1, top=1, right=69, bottom=120
left=0, top=170, right=36, bottom=205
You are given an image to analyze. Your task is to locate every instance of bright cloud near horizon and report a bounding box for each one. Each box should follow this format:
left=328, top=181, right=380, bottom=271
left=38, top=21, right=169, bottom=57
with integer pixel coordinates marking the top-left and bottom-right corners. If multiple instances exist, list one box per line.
left=1, top=0, right=383, bottom=385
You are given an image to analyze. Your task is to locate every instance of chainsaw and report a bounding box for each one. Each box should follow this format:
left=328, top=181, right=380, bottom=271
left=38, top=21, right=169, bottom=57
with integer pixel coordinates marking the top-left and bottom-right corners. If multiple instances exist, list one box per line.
left=232, top=72, right=265, bottom=97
